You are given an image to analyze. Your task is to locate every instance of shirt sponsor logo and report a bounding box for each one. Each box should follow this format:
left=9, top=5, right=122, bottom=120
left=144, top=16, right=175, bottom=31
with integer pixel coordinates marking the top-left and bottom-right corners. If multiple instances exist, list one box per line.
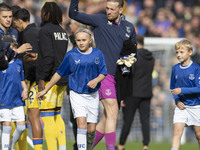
left=105, top=89, right=111, bottom=96
left=189, top=74, right=195, bottom=80
left=95, top=57, right=100, bottom=64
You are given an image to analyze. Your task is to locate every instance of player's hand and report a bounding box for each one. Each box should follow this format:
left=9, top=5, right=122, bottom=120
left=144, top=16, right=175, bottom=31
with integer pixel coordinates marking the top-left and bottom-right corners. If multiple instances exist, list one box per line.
left=171, top=88, right=181, bottom=95
left=23, top=52, right=37, bottom=62
left=120, top=100, right=125, bottom=107
left=37, top=90, right=47, bottom=100
left=177, top=101, right=186, bottom=110
left=13, top=43, right=32, bottom=54
left=21, top=89, right=28, bottom=101
left=38, top=80, right=45, bottom=92
left=87, top=79, right=98, bottom=89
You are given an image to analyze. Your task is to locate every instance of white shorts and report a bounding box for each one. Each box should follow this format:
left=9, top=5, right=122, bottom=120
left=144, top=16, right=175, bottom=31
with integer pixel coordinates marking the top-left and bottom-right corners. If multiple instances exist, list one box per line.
left=0, top=106, right=25, bottom=122
left=70, top=90, right=99, bottom=123
left=173, top=105, right=200, bottom=126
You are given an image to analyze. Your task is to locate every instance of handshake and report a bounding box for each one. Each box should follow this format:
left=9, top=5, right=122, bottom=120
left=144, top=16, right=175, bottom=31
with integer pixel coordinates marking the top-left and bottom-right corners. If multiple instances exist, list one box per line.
left=116, top=53, right=137, bottom=67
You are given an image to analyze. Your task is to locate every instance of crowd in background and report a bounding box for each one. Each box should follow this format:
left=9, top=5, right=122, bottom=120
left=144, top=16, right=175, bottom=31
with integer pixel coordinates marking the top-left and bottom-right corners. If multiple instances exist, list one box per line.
left=4, top=0, right=200, bottom=55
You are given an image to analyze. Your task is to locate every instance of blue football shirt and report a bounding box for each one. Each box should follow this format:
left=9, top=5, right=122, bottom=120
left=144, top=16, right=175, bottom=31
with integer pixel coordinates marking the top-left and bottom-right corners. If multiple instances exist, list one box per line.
left=170, top=61, right=200, bottom=106
left=57, top=47, right=107, bottom=94
left=0, top=59, right=25, bottom=109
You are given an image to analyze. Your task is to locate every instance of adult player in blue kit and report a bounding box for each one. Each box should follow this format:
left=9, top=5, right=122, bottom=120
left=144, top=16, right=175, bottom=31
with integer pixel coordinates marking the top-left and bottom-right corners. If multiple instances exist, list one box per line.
left=69, top=0, right=137, bottom=149
left=170, top=39, right=200, bottom=150
left=37, top=28, right=107, bottom=150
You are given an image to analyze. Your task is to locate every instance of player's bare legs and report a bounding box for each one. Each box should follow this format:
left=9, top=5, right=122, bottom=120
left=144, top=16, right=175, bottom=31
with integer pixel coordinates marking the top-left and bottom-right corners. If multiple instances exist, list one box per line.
left=95, top=111, right=106, bottom=133
left=28, top=108, right=42, bottom=138
left=171, top=123, right=185, bottom=150
left=95, top=98, right=118, bottom=150
left=87, top=123, right=96, bottom=150
left=28, top=108, right=43, bottom=150
left=99, top=98, right=118, bottom=133
left=193, top=126, right=200, bottom=149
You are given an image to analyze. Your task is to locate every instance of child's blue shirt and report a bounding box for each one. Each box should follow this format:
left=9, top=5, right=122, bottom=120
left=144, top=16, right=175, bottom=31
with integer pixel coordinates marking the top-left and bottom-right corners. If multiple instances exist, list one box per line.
left=170, top=61, right=200, bottom=106
left=57, top=47, right=107, bottom=94
left=0, top=59, right=25, bottom=109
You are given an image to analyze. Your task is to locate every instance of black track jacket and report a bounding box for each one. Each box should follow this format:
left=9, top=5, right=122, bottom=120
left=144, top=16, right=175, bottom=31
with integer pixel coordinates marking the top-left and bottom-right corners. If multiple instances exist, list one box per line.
left=37, top=23, right=68, bottom=86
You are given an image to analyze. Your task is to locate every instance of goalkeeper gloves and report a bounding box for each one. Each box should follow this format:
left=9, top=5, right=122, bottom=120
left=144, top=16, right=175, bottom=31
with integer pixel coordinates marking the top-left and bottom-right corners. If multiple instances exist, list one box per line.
left=116, top=53, right=137, bottom=67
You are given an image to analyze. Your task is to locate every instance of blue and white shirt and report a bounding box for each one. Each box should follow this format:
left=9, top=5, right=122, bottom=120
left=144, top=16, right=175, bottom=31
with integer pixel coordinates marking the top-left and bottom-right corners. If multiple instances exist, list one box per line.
left=0, top=59, right=25, bottom=109
left=57, top=47, right=107, bottom=94
left=170, top=61, right=200, bottom=106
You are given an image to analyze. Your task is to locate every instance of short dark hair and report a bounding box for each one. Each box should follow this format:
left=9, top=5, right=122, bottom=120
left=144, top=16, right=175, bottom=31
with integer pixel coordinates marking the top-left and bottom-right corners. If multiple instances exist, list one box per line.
left=136, top=35, right=144, bottom=46
left=107, top=0, right=124, bottom=8
left=11, top=5, right=21, bottom=15
left=0, top=3, right=11, bottom=12
left=41, top=2, right=62, bottom=26
left=13, top=8, right=30, bottom=22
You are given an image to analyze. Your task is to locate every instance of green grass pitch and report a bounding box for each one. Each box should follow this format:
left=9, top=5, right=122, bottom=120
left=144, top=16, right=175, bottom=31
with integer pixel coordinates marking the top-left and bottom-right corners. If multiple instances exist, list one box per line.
left=27, top=141, right=198, bottom=150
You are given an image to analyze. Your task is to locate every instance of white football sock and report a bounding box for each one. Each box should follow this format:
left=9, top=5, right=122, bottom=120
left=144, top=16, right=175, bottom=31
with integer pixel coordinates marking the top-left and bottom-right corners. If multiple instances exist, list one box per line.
left=2, top=126, right=11, bottom=150
left=10, top=124, right=25, bottom=150
left=77, top=128, right=87, bottom=150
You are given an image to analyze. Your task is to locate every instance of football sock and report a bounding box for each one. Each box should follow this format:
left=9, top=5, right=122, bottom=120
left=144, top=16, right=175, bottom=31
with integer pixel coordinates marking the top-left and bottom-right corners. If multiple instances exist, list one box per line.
left=171, top=149, right=178, bottom=150
left=33, top=138, right=43, bottom=150
left=10, top=124, right=25, bottom=150
left=91, top=130, right=104, bottom=149
left=41, top=111, right=57, bottom=150
left=2, top=126, right=11, bottom=150
left=54, top=110, right=66, bottom=150
left=105, top=132, right=116, bottom=150
left=10, top=122, right=19, bottom=150
left=77, top=128, right=87, bottom=150
left=17, top=125, right=28, bottom=150
left=87, top=133, right=95, bottom=150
